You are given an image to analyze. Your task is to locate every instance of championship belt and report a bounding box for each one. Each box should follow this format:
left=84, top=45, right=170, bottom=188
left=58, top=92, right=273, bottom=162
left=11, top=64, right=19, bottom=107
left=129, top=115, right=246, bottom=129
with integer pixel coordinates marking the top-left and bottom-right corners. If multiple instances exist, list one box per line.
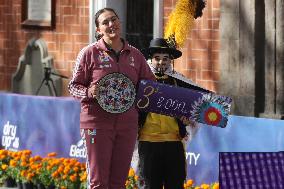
left=95, top=73, right=136, bottom=113
left=136, top=79, right=232, bottom=128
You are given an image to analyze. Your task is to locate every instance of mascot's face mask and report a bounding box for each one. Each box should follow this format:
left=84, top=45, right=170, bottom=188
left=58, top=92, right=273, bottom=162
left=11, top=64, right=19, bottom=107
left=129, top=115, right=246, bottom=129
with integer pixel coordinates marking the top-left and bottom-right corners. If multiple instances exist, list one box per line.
left=151, top=53, right=171, bottom=74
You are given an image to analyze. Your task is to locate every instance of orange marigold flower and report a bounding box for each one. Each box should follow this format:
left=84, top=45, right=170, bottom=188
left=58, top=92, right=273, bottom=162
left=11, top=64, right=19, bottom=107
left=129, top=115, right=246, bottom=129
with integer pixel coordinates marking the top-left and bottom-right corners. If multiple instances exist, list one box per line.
left=80, top=173, right=87, bottom=182
left=80, top=164, right=86, bottom=171
left=27, top=173, right=35, bottom=180
left=73, top=167, right=79, bottom=172
left=128, top=168, right=135, bottom=177
left=47, top=152, right=57, bottom=157
left=57, top=165, right=64, bottom=173
left=69, top=174, right=77, bottom=182
left=20, top=161, right=27, bottom=167
left=21, top=170, right=27, bottom=177
left=9, top=160, right=17, bottom=167
left=134, top=175, right=139, bottom=181
left=0, top=154, right=6, bottom=160
left=30, top=164, right=38, bottom=170
left=0, top=149, right=8, bottom=155
left=63, top=159, right=70, bottom=164
left=75, top=162, right=81, bottom=167
left=63, top=167, right=70, bottom=174
left=34, top=155, right=42, bottom=161
left=51, top=171, right=59, bottom=178
left=46, top=165, right=51, bottom=170
left=23, top=150, right=32, bottom=156
left=200, top=184, right=210, bottom=189
left=21, top=156, right=28, bottom=162
left=212, top=183, right=219, bottom=189
left=186, top=179, right=194, bottom=187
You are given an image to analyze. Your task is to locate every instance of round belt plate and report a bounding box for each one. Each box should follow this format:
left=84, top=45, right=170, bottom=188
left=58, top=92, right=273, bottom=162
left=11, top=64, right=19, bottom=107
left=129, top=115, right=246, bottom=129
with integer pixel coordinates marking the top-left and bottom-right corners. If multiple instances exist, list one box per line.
left=95, top=73, right=136, bottom=113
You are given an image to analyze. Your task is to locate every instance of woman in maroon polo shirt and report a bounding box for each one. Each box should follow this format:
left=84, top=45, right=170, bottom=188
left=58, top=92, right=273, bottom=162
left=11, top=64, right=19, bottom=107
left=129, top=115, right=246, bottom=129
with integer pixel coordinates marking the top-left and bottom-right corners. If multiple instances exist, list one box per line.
left=68, top=8, right=155, bottom=189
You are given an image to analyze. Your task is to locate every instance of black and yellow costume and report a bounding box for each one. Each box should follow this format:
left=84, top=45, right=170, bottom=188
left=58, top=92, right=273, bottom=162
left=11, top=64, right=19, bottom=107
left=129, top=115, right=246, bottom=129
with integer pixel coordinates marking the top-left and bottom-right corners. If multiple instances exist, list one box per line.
left=138, top=73, right=187, bottom=189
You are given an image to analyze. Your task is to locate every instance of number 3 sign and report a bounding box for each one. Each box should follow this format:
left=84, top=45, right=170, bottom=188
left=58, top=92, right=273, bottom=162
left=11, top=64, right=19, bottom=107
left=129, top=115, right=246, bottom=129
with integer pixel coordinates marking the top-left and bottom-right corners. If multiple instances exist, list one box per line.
left=136, top=80, right=232, bottom=128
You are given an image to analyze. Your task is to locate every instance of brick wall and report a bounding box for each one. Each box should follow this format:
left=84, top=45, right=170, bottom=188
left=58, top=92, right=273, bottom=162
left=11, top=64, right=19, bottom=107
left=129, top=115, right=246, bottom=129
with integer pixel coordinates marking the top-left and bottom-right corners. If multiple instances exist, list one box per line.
left=0, top=0, right=89, bottom=96
left=0, top=0, right=220, bottom=96
left=164, top=0, right=220, bottom=92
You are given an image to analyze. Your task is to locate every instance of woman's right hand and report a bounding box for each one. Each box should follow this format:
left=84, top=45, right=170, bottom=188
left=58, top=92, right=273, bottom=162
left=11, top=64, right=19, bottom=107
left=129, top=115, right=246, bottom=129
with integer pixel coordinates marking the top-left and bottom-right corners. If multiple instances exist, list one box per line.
left=88, top=85, right=97, bottom=98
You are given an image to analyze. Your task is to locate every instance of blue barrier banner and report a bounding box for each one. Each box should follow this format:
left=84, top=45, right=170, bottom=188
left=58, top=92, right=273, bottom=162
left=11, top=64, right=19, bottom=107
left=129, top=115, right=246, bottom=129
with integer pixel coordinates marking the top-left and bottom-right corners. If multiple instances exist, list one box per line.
left=186, top=115, right=284, bottom=185
left=0, top=93, right=84, bottom=161
left=1, top=93, right=284, bottom=185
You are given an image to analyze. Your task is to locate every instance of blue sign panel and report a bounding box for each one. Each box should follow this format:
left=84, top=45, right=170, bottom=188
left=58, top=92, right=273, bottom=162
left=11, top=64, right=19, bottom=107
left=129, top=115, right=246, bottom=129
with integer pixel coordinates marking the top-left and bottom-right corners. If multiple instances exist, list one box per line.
left=0, top=93, right=84, bottom=161
left=1, top=93, right=284, bottom=185
left=186, top=116, right=284, bottom=185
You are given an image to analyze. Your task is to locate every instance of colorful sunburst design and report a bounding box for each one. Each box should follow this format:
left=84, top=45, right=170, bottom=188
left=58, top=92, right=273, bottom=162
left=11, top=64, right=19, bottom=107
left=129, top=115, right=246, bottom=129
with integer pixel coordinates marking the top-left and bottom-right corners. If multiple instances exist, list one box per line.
left=190, top=93, right=232, bottom=128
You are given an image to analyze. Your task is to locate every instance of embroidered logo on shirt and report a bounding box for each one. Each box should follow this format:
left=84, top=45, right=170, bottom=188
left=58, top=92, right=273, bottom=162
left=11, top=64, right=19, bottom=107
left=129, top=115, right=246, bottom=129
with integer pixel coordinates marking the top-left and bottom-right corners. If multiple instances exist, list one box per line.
left=88, top=129, right=97, bottom=144
left=88, top=129, right=96, bottom=136
left=129, top=56, right=135, bottom=66
left=98, top=51, right=110, bottom=62
left=98, top=51, right=112, bottom=68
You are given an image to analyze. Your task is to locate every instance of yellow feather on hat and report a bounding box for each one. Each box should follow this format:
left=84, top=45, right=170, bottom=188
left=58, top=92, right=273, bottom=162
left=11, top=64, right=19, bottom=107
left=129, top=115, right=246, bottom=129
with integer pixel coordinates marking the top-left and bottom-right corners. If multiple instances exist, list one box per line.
left=165, top=0, right=205, bottom=48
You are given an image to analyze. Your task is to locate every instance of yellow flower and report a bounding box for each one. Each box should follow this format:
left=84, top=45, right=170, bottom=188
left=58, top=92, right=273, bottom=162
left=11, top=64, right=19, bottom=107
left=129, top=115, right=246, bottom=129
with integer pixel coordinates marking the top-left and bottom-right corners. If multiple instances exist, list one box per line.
left=212, top=183, right=219, bottom=189
left=186, top=179, right=194, bottom=187
left=128, top=168, right=135, bottom=177
left=63, top=167, right=70, bottom=174
left=200, top=183, right=210, bottom=189
left=1, top=164, right=8, bottom=170
left=9, top=159, right=17, bottom=167
left=0, top=149, right=8, bottom=156
left=134, top=175, right=139, bottom=181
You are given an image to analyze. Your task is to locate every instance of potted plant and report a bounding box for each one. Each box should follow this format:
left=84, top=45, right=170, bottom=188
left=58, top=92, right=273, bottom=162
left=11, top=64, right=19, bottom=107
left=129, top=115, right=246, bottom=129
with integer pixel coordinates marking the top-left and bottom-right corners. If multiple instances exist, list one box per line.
left=51, top=158, right=84, bottom=189
left=6, top=150, right=35, bottom=188
left=37, top=153, right=58, bottom=189
left=0, top=149, right=16, bottom=187
left=125, top=168, right=138, bottom=189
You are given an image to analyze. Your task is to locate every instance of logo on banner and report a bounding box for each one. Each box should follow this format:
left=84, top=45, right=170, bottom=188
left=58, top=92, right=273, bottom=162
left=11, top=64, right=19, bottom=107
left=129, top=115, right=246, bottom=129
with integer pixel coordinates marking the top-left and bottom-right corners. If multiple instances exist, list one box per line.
left=69, top=138, right=86, bottom=158
left=186, top=152, right=200, bottom=166
left=1, top=121, right=20, bottom=151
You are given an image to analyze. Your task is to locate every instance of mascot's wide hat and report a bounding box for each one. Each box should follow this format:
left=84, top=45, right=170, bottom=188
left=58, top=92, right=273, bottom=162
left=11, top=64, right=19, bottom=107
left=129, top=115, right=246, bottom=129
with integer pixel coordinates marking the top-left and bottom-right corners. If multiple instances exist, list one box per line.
left=143, top=38, right=182, bottom=59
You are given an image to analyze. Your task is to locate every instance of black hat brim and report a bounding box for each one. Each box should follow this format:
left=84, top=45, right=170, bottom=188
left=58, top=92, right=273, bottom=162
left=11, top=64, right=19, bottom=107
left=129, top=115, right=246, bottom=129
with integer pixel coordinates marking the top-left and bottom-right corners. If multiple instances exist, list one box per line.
left=142, top=47, right=182, bottom=59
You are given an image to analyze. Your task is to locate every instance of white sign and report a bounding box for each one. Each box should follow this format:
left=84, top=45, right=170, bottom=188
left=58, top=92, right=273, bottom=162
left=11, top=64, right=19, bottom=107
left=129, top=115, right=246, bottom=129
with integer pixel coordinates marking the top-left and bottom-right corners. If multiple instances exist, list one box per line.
left=28, top=0, right=51, bottom=21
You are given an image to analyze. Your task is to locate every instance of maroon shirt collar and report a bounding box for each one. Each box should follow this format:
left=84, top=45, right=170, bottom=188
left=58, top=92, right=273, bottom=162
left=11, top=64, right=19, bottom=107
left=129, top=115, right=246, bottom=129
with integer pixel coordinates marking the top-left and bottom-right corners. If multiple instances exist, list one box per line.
left=97, top=38, right=131, bottom=52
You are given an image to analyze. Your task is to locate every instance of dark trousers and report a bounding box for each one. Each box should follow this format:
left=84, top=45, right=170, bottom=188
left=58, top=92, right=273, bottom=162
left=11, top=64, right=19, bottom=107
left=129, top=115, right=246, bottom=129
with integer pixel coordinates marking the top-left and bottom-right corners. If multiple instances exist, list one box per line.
left=138, top=141, right=186, bottom=189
